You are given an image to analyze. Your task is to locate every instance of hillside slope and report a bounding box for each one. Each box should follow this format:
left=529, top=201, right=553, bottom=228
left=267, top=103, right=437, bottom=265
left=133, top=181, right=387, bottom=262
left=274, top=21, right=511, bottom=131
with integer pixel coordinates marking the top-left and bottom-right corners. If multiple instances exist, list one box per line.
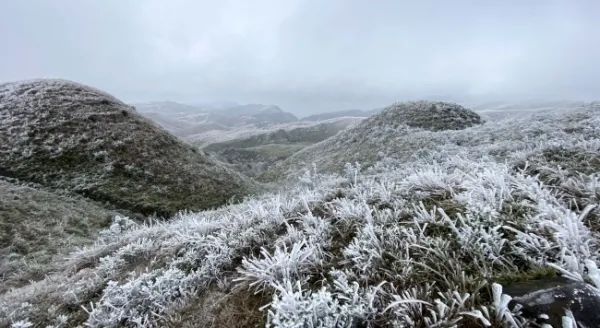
left=2, top=103, right=599, bottom=327
left=263, top=101, right=484, bottom=180
left=0, top=178, right=119, bottom=292
left=0, top=80, right=252, bottom=217
left=204, top=117, right=362, bottom=177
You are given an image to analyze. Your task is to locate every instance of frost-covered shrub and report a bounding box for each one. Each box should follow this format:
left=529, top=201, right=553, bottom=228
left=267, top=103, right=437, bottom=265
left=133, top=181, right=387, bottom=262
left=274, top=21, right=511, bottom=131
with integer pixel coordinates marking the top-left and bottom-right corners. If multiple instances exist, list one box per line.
left=98, top=216, right=139, bottom=240
left=267, top=276, right=383, bottom=328
left=236, top=240, right=323, bottom=293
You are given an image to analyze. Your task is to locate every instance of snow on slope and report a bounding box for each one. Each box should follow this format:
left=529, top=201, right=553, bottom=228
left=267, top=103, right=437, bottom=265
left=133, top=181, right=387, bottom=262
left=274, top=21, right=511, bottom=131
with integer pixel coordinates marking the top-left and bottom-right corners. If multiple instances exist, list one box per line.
left=0, top=79, right=253, bottom=217
left=262, top=101, right=594, bottom=181
left=0, top=178, right=120, bottom=293
left=2, top=103, right=600, bottom=327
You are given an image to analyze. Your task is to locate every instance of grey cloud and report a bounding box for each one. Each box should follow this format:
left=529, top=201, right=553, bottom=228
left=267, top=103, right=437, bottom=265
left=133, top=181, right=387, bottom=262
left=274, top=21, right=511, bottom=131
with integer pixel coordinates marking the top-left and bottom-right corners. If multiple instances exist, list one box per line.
left=1, top=0, right=599, bottom=114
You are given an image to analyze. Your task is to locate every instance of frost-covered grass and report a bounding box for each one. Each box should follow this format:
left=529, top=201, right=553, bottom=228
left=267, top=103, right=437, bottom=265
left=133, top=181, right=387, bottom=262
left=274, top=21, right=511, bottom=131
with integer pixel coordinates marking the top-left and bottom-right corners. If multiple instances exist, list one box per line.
left=264, top=101, right=599, bottom=181
left=1, top=104, right=600, bottom=327
left=0, top=178, right=118, bottom=293
left=0, top=79, right=253, bottom=217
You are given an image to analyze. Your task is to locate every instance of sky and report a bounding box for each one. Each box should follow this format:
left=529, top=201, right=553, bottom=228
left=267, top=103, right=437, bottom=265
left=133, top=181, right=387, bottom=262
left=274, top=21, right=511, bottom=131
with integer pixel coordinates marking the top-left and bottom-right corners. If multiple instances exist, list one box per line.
left=1, top=0, right=599, bottom=114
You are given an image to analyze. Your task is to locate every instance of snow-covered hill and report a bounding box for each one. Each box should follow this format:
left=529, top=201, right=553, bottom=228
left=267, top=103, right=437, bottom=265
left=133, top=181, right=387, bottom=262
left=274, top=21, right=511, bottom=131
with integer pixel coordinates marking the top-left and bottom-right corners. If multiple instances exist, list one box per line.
left=263, top=101, right=484, bottom=180
left=0, top=79, right=253, bottom=217
left=0, top=177, right=120, bottom=293
left=2, top=99, right=599, bottom=327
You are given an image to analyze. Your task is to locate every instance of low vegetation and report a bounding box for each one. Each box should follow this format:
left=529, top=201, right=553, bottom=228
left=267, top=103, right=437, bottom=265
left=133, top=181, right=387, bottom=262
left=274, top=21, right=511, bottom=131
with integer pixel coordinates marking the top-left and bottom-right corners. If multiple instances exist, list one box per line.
left=0, top=80, right=253, bottom=218
left=0, top=178, right=119, bottom=293
left=263, top=101, right=487, bottom=180
left=1, top=101, right=599, bottom=327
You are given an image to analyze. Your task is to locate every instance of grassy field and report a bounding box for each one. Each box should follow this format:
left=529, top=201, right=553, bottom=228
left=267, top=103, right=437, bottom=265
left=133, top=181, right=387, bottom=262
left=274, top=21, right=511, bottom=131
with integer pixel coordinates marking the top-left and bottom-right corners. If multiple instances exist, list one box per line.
left=2, top=101, right=599, bottom=327
left=0, top=178, right=119, bottom=293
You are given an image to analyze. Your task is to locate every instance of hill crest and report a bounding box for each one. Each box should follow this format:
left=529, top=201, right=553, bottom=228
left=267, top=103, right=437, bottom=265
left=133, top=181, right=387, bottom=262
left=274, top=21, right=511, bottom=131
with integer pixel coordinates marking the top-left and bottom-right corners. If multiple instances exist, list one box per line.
left=0, top=79, right=252, bottom=217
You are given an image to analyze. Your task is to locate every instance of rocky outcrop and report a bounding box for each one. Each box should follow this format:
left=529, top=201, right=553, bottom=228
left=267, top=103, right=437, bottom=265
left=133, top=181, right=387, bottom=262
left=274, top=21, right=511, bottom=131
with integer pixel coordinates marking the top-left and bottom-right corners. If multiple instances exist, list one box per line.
left=507, top=278, right=600, bottom=327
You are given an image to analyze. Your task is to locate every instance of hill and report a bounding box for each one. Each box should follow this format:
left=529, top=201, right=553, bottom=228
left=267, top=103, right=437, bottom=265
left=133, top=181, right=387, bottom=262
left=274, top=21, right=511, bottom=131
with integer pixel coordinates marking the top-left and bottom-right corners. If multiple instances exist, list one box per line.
left=1, top=103, right=599, bottom=327
left=263, top=101, right=484, bottom=180
left=204, top=117, right=361, bottom=177
left=0, top=79, right=252, bottom=217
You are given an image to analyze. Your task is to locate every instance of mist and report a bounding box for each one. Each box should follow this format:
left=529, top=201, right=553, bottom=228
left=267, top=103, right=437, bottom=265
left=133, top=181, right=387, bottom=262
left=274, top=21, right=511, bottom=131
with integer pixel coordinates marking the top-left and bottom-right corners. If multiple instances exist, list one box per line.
left=1, top=0, right=599, bottom=114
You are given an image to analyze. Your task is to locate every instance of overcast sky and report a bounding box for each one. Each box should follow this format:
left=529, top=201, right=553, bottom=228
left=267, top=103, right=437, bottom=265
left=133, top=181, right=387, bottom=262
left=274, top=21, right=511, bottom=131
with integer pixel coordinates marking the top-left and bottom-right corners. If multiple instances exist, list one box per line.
left=1, top=1, right=599, bottom=114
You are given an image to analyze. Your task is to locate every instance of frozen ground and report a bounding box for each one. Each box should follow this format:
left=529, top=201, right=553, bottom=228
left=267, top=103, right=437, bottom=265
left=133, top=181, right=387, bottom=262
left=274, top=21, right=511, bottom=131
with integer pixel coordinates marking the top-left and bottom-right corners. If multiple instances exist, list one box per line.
left=2, top=100, right=599, bottom=327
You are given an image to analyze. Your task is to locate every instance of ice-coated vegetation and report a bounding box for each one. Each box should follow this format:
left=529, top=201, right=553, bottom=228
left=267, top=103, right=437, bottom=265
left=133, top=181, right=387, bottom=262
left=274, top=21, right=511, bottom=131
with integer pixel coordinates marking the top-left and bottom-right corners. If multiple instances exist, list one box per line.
left=0, top=79, right=253, bottom=217
left=0, top=178, right=118, bottom=293
left=263, top=101, right=597, bottom=181
left=1, top=102, right=599, bottom=327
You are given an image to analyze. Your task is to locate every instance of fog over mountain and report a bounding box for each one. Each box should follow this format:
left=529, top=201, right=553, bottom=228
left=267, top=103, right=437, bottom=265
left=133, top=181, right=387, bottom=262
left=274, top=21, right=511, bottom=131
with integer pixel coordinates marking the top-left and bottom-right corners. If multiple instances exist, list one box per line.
left=1, top=0, right=599, bottom=114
